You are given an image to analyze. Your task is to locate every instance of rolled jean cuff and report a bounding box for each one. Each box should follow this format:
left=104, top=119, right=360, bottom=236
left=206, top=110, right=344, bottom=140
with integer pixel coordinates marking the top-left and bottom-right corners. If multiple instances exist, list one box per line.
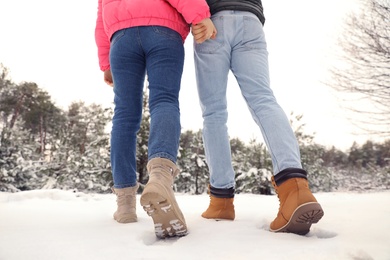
left=274, top=168, right=307, bottom=186
left=210, top=185, right=235, bottom=198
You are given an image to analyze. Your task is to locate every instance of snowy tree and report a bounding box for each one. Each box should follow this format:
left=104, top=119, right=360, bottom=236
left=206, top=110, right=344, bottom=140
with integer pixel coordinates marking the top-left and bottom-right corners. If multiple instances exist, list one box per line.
left=21, top=84, right=64, bottom=157
left=288, top=113, right=335, bottom=192
left=0, top=117, right=46, bottom=191
left=0, top=66, right=51, bottom=191
left=321, top=146, right=349, bottom=168
left=230, top=137, right=251, bottom=178
left=176, top=130, right=208, bottom=194
left=233, top=138, right=273, bottom=194
left=2, top=63, right=389, bottom=193
left=0, top=64, right=15, bottom=127
left=47, top=102, right=113, bottom=193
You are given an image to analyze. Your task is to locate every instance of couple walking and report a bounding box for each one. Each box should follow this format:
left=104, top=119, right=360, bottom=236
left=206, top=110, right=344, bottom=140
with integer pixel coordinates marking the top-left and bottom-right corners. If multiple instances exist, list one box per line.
left=95, top=0, right=324, bottom=238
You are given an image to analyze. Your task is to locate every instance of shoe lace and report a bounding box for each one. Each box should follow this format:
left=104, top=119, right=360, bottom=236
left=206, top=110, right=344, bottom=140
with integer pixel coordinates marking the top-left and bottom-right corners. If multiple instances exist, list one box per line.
left=112, top=187, right=136, bottom=207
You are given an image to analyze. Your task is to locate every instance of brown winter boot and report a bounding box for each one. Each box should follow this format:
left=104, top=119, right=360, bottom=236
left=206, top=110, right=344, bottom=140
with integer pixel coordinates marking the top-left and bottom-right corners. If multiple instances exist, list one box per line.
left=112, top=183, right=139, bottom=223
left=202, top=195, right=235, bottom=220
left=201, top=185, right=235, bottom=220
left=140, top=158, right=187, bottom=238
left=270, top=173, right=324, bottom=235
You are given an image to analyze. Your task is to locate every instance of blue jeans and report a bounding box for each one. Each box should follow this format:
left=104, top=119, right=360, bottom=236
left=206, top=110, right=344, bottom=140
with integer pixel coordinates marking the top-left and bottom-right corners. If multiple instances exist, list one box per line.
left=110, top=26, right=184, bottom=188
left=194, top=11, right=302, bottom=189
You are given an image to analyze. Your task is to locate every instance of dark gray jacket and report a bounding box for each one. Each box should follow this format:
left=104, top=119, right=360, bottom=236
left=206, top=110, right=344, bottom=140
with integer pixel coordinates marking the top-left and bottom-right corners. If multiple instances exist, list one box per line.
left=206, top=0, right=265, bottom=25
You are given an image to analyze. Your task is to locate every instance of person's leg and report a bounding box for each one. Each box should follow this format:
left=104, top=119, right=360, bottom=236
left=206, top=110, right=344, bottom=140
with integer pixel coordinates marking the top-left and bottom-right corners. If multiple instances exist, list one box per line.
left=230, top=13, right=302, bottom=174
left=194, top=12, right=235, bottom=190
left=138, top=26, right=187, bottom=238
left=230, top=11, right=323, bottom=234
left=109, top=27, right=145, bottom=223
left=146, top=27, right=183, bottom=163
left=194, top=11, right=237, bottom=220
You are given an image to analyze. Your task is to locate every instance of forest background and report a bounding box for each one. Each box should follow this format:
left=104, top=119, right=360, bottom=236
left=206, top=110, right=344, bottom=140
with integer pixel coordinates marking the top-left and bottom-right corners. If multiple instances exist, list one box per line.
left=1, top=64, right=389, bottom=195
left=1, top=0, right=389, bottom=195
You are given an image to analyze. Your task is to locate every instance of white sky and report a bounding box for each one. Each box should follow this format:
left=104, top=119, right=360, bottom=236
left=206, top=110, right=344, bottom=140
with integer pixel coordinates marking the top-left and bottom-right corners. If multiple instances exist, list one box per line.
left=0, top=189, right=389, bottom=259
left=0, top=0, right=380, bottom=151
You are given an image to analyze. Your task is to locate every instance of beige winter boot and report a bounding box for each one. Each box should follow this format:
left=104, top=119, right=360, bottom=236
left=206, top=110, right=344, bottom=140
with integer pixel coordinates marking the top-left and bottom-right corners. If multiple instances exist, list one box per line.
left=270, top=176, right=324, bottom=235
left=112, top=183, right=139, bottom=223
left=140, top=158, right=187, bottom=238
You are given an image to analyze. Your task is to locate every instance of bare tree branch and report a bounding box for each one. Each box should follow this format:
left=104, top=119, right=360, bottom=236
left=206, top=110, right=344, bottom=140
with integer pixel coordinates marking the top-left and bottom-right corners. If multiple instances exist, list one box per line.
left=328, top=0, right=390, bottom=136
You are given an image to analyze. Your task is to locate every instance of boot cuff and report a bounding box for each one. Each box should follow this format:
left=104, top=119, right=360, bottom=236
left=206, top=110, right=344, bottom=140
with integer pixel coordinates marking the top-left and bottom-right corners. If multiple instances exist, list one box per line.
left=274, top=168, right=307, bottom=186
left=210, top=186, right=235, bottom=198
left=147, top=157, right=179, bottom=177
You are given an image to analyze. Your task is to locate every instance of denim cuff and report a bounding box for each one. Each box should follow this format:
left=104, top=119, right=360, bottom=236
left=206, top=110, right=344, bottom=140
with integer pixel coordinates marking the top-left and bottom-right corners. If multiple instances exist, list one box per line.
left=210, top=185, right=235, bottom=198
left=274, top=168, right=307, bottom=186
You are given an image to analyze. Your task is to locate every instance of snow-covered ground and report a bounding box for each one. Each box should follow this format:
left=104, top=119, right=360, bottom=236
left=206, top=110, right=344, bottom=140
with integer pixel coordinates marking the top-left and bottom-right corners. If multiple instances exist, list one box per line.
left=1, top=190, right=389, bottom=260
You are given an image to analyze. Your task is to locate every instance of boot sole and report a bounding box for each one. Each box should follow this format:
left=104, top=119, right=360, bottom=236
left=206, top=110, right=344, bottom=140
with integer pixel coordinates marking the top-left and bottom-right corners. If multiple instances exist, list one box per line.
left=201, top=211, right=235, bottom=221
left=114, top=215, right=137, bottom=223
left=202, top=217, right=235, bottom=221
left=140, top=191, right=187, bottom=238
left=271, top=202, right=324, bottom=235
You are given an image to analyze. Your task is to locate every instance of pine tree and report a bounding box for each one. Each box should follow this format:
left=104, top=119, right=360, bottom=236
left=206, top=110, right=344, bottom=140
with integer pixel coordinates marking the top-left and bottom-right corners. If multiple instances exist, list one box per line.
left=47, top=102, right=113, bottom=193
left=233, top=138, right=272, bottom=194
left=177, top=130, right=208, bottom=194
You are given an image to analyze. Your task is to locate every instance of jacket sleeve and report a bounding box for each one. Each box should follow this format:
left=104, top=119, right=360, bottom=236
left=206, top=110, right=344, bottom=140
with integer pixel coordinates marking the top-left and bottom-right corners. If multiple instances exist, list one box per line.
left=166, top=0, right=210, bottom=24
left=95, top=0, right=110, bottom=71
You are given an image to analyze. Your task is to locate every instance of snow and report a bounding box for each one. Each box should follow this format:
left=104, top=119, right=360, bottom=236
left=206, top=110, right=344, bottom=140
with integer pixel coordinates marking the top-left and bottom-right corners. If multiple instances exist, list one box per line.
left=0, top=190, right=389, bottom=260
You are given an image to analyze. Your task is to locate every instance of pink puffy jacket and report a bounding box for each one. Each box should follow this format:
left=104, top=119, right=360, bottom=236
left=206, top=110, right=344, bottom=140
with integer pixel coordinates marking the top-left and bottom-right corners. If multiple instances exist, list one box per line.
left=95, top=0, right=210, bottom=71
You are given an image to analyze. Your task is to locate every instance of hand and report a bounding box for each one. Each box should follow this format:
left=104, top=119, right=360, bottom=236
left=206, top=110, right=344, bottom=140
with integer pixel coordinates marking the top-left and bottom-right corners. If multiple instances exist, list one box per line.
left=104, top=69, right=113, bottom=87
left=192, top=18, right=217, bottom=44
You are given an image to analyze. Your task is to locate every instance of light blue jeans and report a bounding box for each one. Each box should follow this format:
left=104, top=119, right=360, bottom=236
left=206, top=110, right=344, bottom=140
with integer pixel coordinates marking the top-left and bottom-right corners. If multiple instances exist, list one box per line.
left=110, top=26, right=184, bottom=188
left=194, top=11, right=302, bottom=189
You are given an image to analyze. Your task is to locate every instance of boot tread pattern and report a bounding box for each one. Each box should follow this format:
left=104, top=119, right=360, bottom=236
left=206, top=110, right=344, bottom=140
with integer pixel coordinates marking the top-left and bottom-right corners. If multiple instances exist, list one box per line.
left=140, top=192, right=187, bottom=238
left=297, top=208, right=323, bottom=224
left=273, top=202, right=324, bottom=235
